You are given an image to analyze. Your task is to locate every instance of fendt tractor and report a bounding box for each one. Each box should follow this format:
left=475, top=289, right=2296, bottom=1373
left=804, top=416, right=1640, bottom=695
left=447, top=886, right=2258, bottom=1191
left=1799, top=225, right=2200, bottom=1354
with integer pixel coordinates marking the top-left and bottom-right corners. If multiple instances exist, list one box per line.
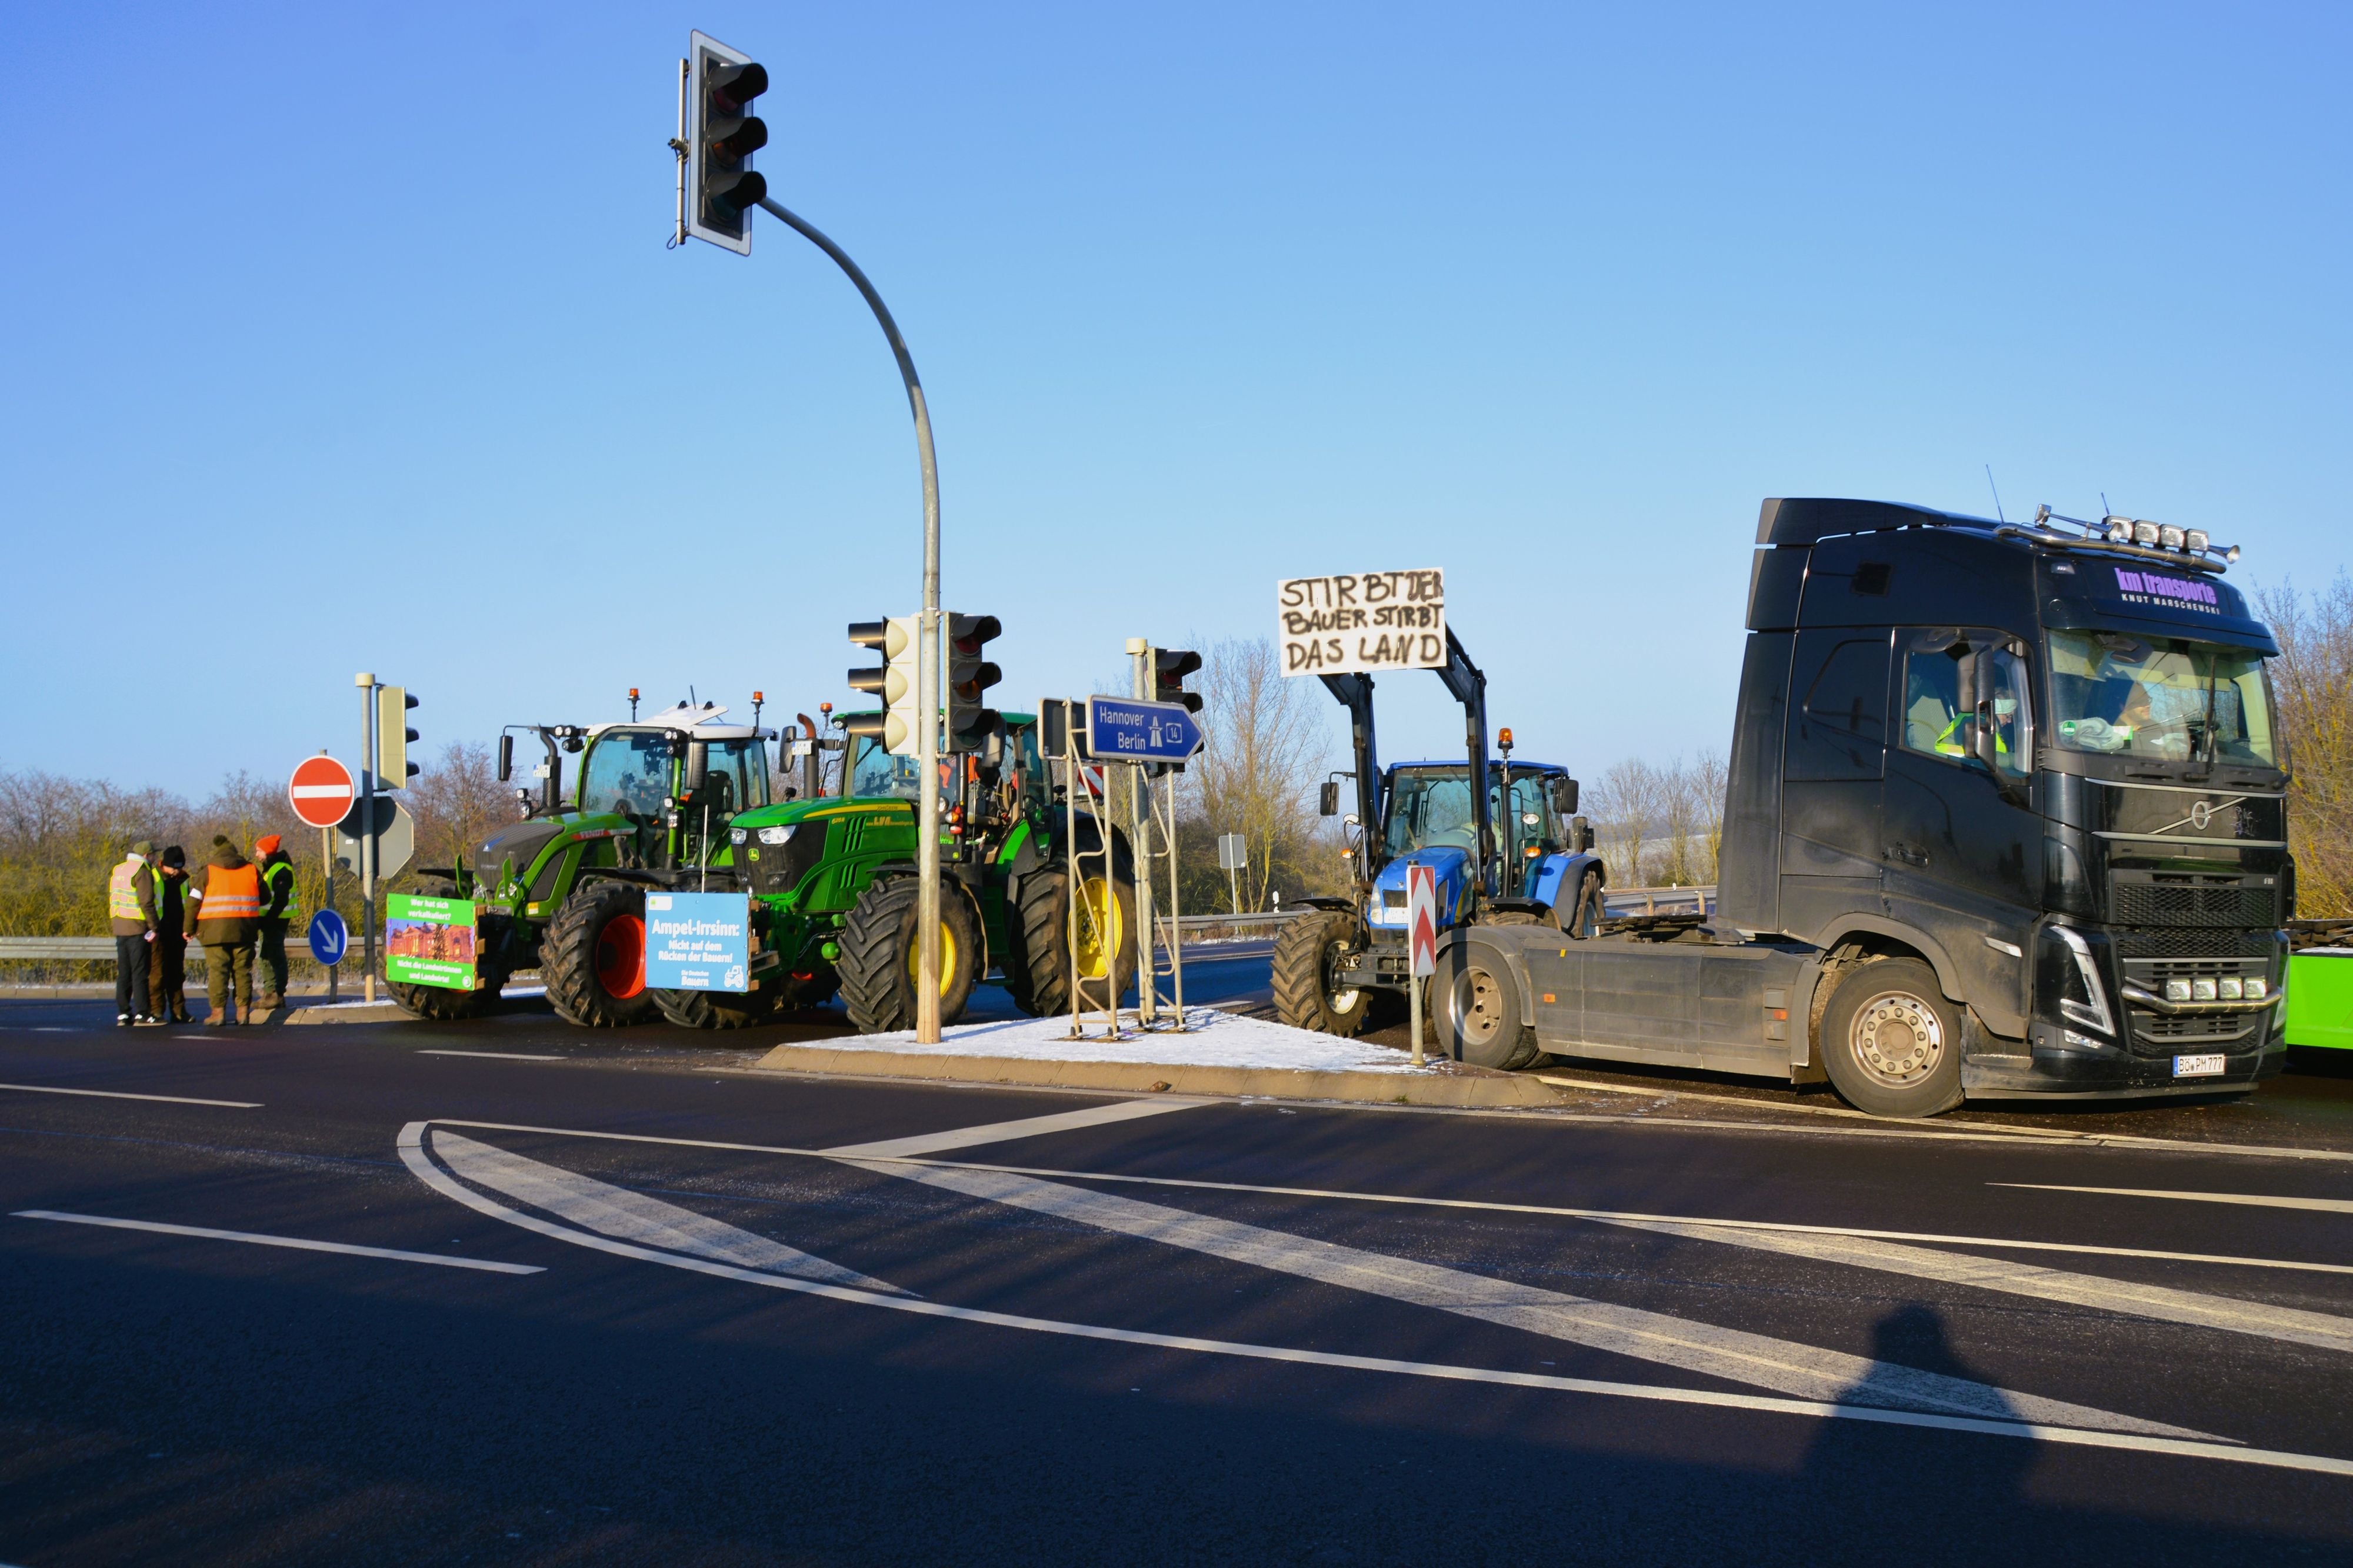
left=1399, top=498, right=2292, bottom=1118
left=1274, top=628, right=1607, bottom=1057
left=388, top=700, right=781, bottom=1024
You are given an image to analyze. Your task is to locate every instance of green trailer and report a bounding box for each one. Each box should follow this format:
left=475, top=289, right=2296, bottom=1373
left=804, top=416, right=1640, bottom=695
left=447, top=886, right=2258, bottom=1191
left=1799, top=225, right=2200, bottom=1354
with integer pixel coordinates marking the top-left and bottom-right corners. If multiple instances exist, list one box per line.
left=2286, top=946, right=2353, bottom=1050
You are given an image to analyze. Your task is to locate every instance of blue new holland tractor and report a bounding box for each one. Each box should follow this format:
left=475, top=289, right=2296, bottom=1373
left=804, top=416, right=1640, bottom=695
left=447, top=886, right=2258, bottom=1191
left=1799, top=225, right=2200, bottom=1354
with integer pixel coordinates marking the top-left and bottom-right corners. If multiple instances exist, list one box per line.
left=1272, top=630, right=1607, bottom=1066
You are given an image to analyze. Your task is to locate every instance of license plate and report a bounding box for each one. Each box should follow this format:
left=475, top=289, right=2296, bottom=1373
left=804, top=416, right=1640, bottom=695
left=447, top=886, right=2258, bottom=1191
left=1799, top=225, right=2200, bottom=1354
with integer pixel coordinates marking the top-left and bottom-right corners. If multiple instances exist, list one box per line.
left=2173, top=1053, right=2226, bottom=1078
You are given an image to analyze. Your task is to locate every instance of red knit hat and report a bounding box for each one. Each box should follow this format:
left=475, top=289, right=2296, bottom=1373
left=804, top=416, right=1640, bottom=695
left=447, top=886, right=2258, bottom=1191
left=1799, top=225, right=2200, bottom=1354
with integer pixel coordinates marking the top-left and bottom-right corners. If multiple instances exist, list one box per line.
left=254, top=834, right=283, bottom=856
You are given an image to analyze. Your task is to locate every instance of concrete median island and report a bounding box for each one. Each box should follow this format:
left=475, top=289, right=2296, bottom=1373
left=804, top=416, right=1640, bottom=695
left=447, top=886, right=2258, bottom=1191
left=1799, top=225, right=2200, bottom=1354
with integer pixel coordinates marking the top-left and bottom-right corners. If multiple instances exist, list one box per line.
left=749, top=1007, right=1567, bottom=1107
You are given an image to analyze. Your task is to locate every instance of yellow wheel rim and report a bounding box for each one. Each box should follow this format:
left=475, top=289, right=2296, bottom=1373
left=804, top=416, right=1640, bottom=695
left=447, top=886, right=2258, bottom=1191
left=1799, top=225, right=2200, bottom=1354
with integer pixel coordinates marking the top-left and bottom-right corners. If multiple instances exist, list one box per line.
left=1072, top=876, right=1122, bottom=980
left=904, top=916, right=961, bottom=997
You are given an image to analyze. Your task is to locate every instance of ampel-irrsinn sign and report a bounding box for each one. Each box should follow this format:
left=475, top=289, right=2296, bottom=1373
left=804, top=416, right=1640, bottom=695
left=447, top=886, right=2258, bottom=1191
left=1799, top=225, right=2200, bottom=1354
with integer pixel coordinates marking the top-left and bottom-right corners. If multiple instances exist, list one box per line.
left=1278, top=569, right=1446, bottom=675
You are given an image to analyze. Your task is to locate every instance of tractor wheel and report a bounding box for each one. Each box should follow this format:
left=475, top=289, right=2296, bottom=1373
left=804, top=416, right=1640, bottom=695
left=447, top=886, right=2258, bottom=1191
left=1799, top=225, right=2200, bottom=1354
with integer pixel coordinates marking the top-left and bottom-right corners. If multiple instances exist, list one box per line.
left=543, top=881, right=659, bottom=1028
left=838, top=877, right=981, bottom=1033
left=652, top=986, right=779, bottom=1030
left=1005, top=864, right=1139, bottom=1017
left=1272, top=910, right=1373, bottom=1036
left=1485, top=910, right=1543, bottom=926
left=1557, top=870, right=1604, bottom=939
left=387, top=877, right=504, bottom=1021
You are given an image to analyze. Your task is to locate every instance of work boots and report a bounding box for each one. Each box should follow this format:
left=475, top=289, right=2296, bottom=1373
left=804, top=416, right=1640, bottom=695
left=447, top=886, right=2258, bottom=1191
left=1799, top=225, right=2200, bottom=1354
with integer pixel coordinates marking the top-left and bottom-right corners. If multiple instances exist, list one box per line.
left=256, top=992, right=284, bottom=1014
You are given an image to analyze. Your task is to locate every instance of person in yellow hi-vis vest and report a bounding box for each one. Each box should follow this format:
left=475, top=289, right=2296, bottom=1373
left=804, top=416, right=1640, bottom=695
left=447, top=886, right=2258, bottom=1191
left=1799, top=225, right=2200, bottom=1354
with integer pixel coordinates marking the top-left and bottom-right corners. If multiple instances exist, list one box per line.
left=186, top=835, right=263, bottom=1026
left=254, top=833, right=299, bottom=1013
left=108, top=841, right=160, bottom=1027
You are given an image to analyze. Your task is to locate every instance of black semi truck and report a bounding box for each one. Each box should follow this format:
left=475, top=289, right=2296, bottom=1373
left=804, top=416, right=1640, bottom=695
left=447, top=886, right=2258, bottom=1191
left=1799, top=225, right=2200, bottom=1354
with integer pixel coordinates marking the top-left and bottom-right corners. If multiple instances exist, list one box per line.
left=1431, top=497, right=2290, bottom=1117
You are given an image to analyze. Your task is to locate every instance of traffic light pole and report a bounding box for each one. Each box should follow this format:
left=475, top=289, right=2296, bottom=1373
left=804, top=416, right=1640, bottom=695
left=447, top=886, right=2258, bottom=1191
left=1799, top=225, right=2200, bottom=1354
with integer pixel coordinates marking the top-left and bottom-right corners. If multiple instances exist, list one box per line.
left=756, top=196, right=944, bottom=1042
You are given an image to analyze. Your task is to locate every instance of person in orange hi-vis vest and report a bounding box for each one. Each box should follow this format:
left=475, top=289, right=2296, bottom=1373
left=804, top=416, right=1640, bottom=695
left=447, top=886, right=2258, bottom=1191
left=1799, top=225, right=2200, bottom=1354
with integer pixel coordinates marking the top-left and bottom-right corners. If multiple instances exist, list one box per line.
left=186, top=835, right=263, bottom=1026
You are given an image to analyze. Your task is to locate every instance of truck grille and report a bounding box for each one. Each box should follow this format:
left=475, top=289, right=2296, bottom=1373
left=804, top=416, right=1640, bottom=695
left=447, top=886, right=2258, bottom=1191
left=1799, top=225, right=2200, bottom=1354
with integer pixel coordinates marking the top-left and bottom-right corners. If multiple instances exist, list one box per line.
left=2110, top=929, right=2276, bottom=960
left=2110, top=873, right=2279, bottom=928
left=2118, top=953, right=2275, bottom=1057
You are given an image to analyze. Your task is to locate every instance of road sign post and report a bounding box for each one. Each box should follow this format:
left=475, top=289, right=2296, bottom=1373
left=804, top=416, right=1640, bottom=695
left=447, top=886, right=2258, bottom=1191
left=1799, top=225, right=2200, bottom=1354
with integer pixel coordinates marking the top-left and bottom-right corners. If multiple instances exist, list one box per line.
left=1217, top=833, right=1247, bottom=915
left=1407, top=863, right=1437, bottom=1069
left=291, top=753, right=356, bottom=1005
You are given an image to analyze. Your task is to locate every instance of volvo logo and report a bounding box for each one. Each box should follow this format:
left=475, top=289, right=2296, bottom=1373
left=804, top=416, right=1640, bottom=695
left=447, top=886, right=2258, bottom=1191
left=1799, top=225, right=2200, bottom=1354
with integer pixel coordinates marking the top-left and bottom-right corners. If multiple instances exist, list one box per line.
left=2189, top=800, right=2214, bottom=830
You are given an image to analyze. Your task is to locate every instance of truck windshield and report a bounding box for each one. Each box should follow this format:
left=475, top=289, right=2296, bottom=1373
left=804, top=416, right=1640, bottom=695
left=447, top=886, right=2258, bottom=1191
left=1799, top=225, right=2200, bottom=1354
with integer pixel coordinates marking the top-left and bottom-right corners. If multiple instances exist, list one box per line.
left=2047, top=630, right=2278, bottom=768
left=703, top=738, right=770, bottom=813
left=849, top=736, right=925, bottom=801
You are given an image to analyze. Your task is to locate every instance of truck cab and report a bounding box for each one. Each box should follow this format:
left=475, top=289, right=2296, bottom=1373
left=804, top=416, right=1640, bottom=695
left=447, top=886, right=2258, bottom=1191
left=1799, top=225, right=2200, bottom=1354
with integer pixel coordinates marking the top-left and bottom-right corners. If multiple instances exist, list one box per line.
left=1439, top=498, right=2289, bottom=1117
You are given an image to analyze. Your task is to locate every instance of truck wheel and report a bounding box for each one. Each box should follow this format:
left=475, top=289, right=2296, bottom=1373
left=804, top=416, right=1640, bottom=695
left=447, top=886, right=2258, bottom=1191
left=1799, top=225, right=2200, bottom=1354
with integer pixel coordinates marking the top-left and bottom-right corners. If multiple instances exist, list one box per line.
left=1819, top=957, right=1964, bottom=1117
left=1434, top=945, right=1538, bottom=1069
left=543, top=881, right=659, bottom=1028
left=1272, top=910, right=1373, bottom=1037
left=838, top=877, right=981, bottom=1033
left=387, top=876, right=505, bottom=1020
left=1006, top=864, right=1139, bottom=1017
left=652, top=986, right=778, bottom=1030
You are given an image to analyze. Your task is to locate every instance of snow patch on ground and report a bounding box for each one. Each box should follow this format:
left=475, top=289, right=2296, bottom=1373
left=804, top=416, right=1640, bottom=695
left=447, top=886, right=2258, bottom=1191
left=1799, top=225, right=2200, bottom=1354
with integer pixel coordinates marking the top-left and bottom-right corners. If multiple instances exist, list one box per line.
left=843, top=1007, right=1434, bottom=1075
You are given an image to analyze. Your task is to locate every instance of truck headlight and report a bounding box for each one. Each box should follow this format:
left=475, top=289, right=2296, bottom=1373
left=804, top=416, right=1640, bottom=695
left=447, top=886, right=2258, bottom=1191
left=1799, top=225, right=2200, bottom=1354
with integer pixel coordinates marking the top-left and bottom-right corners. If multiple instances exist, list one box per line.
left=2218, top=978, right=2243, bottom=999
left=2190, top=978, right=2217, bottom=1001
left=2042, top=925, right=2116, bottom=1036
left=729, top=828, right=749, bottom=845
left=2245, top=978, right=2268, bottom=1000
left=2165, top=979, right=2191, bottom=1002
left=759, top=826, right=795, bottom=846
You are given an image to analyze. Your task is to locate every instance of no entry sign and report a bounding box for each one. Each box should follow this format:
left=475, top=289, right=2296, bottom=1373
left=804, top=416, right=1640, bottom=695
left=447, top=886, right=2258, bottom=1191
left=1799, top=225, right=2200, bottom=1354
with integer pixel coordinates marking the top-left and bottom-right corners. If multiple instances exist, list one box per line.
left=288, top=755, right=356, bottom=828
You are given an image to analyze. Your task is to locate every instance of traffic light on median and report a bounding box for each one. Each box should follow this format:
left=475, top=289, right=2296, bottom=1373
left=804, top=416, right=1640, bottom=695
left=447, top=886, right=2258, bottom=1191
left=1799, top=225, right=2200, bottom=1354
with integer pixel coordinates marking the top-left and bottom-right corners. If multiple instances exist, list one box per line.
left=845, top=617, right=923, bottom=756
left=945, top=613, right=1003, bottom=752
left=376, top=686, right=421, bottom=786
left=686, top=31, right=768, bottom=255
left=1154, top=648, right=1203, bottom=713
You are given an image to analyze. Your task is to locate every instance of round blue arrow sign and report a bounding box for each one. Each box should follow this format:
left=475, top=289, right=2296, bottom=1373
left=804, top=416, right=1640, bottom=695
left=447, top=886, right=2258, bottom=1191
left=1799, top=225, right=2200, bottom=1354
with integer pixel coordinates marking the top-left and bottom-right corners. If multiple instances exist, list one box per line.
left=307, top=909, right=349, bottom=967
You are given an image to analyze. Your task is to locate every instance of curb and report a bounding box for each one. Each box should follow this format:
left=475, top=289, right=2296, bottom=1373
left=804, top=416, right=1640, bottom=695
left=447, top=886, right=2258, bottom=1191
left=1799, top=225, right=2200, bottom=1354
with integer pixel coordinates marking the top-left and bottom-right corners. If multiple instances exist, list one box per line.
left=748, top=1043, right=1566, bottom=1108
left=282, top=1002, right=412, bottom=1025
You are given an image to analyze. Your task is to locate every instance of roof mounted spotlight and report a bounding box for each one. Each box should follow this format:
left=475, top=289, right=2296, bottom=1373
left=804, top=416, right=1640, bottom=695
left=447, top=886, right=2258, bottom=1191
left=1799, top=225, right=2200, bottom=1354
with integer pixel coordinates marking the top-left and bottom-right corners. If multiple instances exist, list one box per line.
left=2132, top=520, right=2161, bottom=547
left=2158, top=524, right=2185, bottom=551
left=2102, top=515, right=2133, bottom=544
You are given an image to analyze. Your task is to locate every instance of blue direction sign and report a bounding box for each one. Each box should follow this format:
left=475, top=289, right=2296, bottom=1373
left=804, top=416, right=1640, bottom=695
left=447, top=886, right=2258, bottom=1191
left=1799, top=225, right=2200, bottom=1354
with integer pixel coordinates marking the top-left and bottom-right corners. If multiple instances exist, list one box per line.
left=307, top=909, right=349, bottom=967
left=1084, top=696, right=1204, bottom=762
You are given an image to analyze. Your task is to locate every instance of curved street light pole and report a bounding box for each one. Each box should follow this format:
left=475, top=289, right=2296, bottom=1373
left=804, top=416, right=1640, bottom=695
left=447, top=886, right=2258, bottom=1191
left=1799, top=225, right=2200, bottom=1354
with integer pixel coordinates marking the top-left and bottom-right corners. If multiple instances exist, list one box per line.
left=757, top=196, right=944, bottom=1042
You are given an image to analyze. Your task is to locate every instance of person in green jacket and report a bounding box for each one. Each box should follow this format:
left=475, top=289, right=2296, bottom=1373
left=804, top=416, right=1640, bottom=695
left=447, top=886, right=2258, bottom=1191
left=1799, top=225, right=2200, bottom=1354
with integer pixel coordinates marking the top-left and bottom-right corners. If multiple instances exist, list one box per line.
left=254, top=834, right=298, bottom=1012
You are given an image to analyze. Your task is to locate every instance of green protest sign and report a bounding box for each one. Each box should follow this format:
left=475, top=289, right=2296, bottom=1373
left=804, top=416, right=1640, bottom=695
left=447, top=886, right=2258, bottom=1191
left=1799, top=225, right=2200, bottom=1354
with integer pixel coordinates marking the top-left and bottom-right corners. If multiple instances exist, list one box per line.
left=385, top=893, right=480, bottom=991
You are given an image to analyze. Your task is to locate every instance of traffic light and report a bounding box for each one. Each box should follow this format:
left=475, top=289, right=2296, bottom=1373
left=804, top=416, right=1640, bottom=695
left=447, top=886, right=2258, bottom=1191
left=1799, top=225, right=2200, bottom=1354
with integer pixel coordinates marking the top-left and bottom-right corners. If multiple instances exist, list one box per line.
left=945, top=613, right=1004, bottom=752
left=845, top=616, right=923, bottom=756
left=686, top=31, right=768, bottom=255
left=1154, top=647, right=1202, bottom=713
left=376, top=686, right=420, bottom=787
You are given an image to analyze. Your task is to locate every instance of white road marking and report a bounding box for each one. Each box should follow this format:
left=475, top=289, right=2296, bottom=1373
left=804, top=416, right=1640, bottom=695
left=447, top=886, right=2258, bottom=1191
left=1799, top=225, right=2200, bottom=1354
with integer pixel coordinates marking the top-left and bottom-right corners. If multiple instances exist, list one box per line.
left=418, top=1049, right=566, bottom=1062
left=428, top=1129, right=908, bottom=1293
left=1995, top=1182, right=2353, bottom=1216
left=416, top=1117, right=2353, bottom=1279
left=1537, top=1073, right=1868, bottom=1119
left=0, top=1082, right=260, bottom=1109
left=1592, top=1216, right=2353, bottom=1354
left=398, top=1122, right=2353, bottom=1476
left=841, top=1158, right=2198, bottom=1436
left=820, top=1097, right=1211, bottom=1159
left=12, top=1210, right=542, bottom=1274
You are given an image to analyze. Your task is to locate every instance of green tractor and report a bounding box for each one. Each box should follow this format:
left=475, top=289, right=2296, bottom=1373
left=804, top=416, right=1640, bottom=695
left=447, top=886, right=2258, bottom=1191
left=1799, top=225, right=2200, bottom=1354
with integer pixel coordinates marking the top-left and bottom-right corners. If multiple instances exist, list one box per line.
left=389, top=700, right=779, bottom=1024
left=794, top=713, right=1139, bottom=1033
left=393, top=700, right=1140, bottom=1033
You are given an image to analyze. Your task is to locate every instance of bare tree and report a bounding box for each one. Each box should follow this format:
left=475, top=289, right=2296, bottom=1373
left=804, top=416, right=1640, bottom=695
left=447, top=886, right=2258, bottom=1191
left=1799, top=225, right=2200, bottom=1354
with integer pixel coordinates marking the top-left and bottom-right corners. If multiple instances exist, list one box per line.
left=1587, top=757, right=1665, bottom=886
left=405, top=742, right=507, bottom=886
left=2261, top=577, right=2353, bottom=917
left=1174, top=637, right=1338, bottom=911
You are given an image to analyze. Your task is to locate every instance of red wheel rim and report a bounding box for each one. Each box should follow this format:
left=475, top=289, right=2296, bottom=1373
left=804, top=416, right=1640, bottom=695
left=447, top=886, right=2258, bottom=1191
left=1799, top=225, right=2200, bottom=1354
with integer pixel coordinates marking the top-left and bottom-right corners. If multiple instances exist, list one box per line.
left=595, top=914, right=646, bottom=998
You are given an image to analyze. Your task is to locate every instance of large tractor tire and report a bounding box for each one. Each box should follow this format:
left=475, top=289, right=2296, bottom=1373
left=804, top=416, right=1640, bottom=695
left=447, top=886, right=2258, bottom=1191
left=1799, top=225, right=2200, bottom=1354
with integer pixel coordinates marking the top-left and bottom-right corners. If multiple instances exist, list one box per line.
left=543, top=881, right=659, bottom=1028
left=652, top=986, right=778, bottom=1030
left=1432, top=942, right=1541, bottom=1070
left=838, top=876, right=981, bottom=1033
left=1005, top=863, right=1139, bottom=1017
left=1818, top=956, right=1964, bottom=1118
left=1272, top=909, right=1374, bottom=1037
left=386, top=877, right=506, bottom=1022
left=1557, top=869, right=1604, bottom=938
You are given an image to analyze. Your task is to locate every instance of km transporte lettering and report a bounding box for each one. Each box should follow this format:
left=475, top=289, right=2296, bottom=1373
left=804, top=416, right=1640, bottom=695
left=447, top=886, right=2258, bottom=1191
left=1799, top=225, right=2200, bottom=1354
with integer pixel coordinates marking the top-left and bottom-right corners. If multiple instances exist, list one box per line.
left=1278, top=569, right=1447, bottom=675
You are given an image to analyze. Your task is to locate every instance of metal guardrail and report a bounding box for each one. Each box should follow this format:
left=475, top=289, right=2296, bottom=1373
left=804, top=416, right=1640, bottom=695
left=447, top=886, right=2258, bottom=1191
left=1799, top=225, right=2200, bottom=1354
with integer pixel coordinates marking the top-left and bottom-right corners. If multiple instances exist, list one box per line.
left=1604, top=884, right=1718, bottom=916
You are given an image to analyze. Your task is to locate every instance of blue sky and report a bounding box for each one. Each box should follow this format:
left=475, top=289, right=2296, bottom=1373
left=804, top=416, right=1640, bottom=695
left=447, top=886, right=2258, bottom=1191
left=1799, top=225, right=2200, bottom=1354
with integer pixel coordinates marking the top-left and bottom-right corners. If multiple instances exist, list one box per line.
left=2, top=2, right=2345, bottom=796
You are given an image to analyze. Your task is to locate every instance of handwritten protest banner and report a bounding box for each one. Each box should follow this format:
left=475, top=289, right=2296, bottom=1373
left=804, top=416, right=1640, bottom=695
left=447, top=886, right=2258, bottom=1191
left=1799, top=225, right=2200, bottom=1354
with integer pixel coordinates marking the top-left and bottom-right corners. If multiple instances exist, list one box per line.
left=1277, top=569, right=1447, bottom=676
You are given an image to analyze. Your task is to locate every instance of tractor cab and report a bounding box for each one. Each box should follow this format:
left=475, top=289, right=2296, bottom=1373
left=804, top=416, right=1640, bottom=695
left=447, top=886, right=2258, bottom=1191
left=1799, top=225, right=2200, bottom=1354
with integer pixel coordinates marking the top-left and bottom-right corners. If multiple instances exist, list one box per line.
left=1370, top=760, right=1587, bottom=929
left=573, top=703, right=771, bottom=872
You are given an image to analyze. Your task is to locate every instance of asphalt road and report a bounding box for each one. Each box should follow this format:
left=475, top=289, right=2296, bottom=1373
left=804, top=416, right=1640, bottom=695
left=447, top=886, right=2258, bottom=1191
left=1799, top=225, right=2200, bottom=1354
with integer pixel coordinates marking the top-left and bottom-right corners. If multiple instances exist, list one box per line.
left=4, top=968, right=2353, bottom=1564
